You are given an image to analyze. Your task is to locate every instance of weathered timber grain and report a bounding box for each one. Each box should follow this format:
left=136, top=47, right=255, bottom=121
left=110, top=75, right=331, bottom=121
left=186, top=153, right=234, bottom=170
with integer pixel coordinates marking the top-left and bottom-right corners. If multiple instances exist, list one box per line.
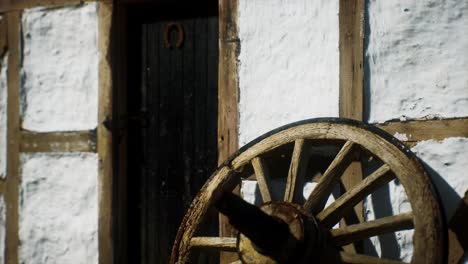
left=218, top=1, right=240, bottom=262
left=190, top=237, right=237, bottom=251
left=171, top=166, right=239, bottom=263
left=97, top=2, right=113, bottom=264
left=338, top=0, right=364, bottom=121
left=375, top=118, right=468, bottom=144
left=6, top=11, right=21, bottom=264
left=318, top=164, right=393, bottom=227
left=331, top=212, right=414, bottom=246
left=251, top=157, right=272, bottom=203
left=338, top=0, right=365, bottom=232
left=284, top=139, right=310, bottom=203
left=340, top=252, right=406, bottom=264
left=20, top=130, right=96, bottom=152
left=172, top=119, right=445, bottom=264
left=304, top=141, right=355, bottom=213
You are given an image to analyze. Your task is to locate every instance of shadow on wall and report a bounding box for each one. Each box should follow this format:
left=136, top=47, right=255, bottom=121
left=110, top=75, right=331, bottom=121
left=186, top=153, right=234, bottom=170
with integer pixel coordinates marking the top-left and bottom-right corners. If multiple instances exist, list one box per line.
left=362, top=161, right=460, bottom=259
left=423, top=162, right=461, bottom=221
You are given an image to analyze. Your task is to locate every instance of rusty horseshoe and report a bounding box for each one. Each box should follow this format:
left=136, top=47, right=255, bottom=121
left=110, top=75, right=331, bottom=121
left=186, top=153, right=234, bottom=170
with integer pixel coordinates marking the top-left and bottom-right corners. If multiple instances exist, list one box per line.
left=164, top=22, right=184, bottom=49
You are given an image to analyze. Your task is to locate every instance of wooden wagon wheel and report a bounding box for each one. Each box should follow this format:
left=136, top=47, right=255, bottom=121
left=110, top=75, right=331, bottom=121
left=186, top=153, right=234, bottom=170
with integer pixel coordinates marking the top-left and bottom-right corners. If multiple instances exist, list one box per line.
left=171, top=118, right=445, bottom=264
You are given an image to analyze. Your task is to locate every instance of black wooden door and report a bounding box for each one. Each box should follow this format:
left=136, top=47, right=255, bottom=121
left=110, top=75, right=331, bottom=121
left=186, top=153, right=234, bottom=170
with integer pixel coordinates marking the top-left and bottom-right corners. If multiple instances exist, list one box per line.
left=126, top=4, right=219, bottom=263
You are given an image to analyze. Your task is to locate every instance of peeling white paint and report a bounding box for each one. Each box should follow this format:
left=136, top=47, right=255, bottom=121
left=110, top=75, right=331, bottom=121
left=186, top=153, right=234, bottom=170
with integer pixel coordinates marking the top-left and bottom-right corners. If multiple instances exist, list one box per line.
left=19, top=153, right=98, bottom=264
left=0, top=196, right=6, bottom=263
left=411, top=137, right=468, bottom=220
left=238, top=0, right=340, bottom=145
left=366, top=0, right=468, bottom=123
left=0, top=53, right=7, bottom=179
left=21, top=3, right=99, bottom=132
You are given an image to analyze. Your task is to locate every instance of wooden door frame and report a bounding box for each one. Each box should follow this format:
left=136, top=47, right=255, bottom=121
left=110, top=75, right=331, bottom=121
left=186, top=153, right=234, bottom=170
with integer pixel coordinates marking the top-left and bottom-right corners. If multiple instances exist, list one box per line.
left=111, top=1, right=236, bottom=263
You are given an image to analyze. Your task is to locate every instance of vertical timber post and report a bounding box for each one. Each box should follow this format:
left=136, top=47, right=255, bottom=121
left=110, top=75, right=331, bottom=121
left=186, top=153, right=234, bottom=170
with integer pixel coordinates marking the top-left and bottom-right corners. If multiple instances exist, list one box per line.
left=218, top=0, right=240, bottom=263
left=98, top=1, right=113, bottom=264
left=5, top=11, right=20, bottom=264
left=338, top=0, right=365, bottom=253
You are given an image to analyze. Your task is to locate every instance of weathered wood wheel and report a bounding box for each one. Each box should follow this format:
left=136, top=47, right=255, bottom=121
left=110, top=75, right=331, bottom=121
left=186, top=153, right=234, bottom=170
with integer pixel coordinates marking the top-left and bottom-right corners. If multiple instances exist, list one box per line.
left=171, top=118, right=445, bottom=264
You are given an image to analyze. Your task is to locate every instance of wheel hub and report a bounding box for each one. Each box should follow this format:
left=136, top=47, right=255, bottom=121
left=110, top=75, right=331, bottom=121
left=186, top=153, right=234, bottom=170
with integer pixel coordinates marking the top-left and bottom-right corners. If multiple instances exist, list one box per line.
left=238, top=202, right=309, bottom=263
left=217, top=193, right=325, bottom=263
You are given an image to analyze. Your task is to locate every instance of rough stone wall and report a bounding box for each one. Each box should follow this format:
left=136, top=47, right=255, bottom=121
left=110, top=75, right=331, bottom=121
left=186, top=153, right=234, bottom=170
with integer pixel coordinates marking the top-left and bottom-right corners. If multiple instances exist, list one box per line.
left=238, top=0, right=340, bottom=145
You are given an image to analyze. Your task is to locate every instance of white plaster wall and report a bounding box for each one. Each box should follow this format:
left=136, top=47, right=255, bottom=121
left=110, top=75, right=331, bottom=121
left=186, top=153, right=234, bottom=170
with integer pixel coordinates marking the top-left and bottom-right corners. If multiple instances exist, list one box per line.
left=0, top=196, right=6, bottom=263
left=366, top=0, right=468, bottom=123
left=19, top=153, right=98, bottom=264
left=362, top=138, right=468, bottom=261
left=0, top=53, right=7, bottom=179
left=21, top=3, right=99, bottom=132
left=238, top=0, right=339, bottom=145
left=363, top=179, right=413, bottom=261
left=363, top=1, right=468, bottom=261
left=412, top=137, right=468, bottom=220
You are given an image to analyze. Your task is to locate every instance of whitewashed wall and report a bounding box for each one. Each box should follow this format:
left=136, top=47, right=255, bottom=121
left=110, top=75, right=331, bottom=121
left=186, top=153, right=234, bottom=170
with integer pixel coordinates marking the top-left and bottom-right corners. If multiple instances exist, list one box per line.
left=17, top=3, right=100, bottom=263
left=19, top=153, right=98, bottom=264
left=238, top=0, right=340, bottom=145
left=366, top=0, right=468, bottom=123
left=364, top=0, right=468, bottom=261
left=21, top=3, right=99, bottom=132
left=238, top=0, right=468, bottom=262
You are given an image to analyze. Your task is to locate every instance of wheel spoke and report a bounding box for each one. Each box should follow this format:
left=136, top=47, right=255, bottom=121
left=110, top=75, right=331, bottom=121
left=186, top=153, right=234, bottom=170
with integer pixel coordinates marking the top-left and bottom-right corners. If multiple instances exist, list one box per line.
left=304, top=141, right=355, bottom=213
left=190, top=237, right=237, bottom=252
left=318, top=164, right=393, bottom=227
left=340, top=252, right=407, bottom=264
left=251, top=157, right=273, bottom=202
left=175, top=167, right=238, bottom=262
left=284, top=139, right=310, bottom=202
left=331, top=212, right=414, bottom=246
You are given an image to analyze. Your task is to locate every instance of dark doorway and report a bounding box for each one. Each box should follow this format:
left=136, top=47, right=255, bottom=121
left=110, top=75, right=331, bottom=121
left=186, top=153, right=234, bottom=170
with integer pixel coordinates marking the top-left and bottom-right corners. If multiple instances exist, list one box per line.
left=121, top=2, right=219, bottom=263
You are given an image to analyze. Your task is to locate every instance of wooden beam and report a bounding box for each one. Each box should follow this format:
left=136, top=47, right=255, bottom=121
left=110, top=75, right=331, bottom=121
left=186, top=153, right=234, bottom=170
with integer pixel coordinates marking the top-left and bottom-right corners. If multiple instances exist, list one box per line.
left=20, top=130, right=96, bottom=152
left=338, top=0, right=365, bottom=253
left=0, top=17, right=7, bottom=57
left=0, top=180, right=6, bottom=194
left=218, top=0, right=239, bottom=263
left=5, top=11, right=21, bottom=264
left=339, top=0, right=364, bottom=121
left=0, top=0, right=103, bottom=13
left=218, top=0, right=239, bottom=163
left=97, top=2, right=113, bottom=264
left=375, top=118, right=468, bottom=144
